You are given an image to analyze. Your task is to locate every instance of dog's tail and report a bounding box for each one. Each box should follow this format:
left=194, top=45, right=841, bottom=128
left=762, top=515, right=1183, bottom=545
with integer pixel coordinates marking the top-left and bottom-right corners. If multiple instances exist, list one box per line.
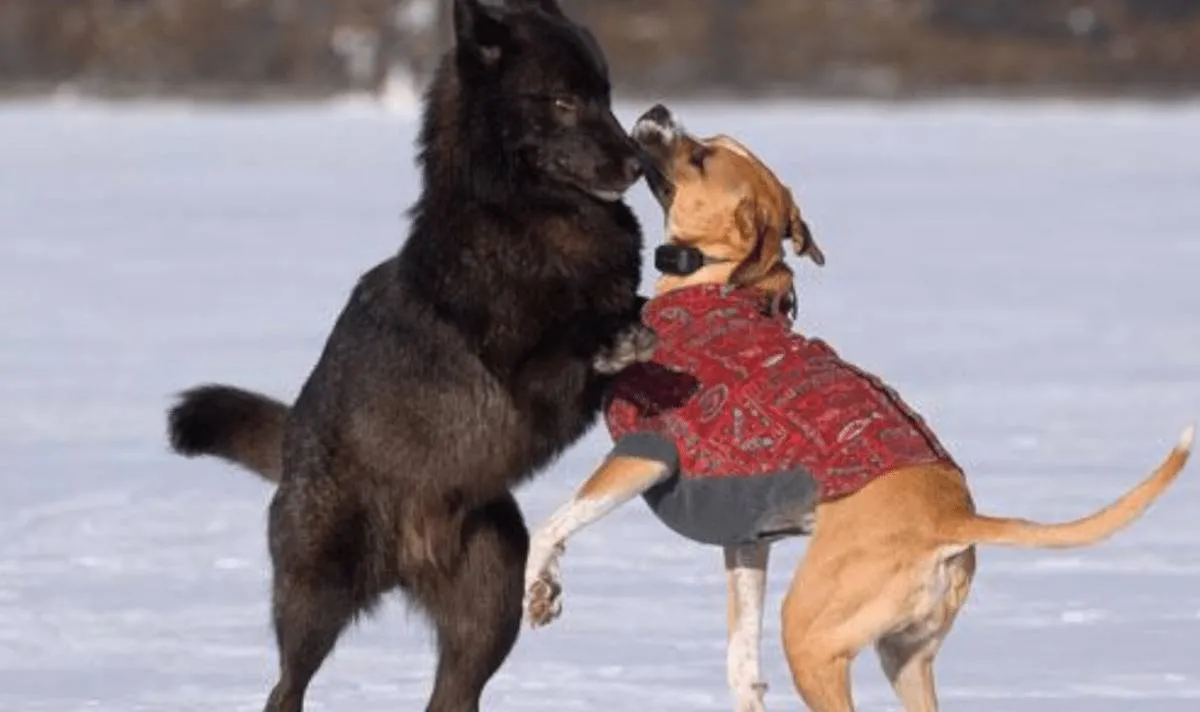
left=944, top=423, right=1193, bottom=551
left=167, top=384, right=289, bottom=483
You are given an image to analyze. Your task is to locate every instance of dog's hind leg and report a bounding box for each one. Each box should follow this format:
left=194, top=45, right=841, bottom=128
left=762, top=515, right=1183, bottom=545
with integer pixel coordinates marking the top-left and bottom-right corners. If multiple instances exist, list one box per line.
left=874, top=548, right=976, bottom=712
left=415, top=492, right=529, bottom=712
left=780, top=520, right=923, bottom=712
left=779, top=541, right=877, bottom=712
left=724, top=542, right=770, bottom=712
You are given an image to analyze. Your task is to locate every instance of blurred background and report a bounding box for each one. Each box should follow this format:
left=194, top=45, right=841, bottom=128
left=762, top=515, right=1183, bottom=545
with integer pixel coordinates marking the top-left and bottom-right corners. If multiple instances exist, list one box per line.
left=2, top=0, right=1200, bottom=101
left=3, top=3, right=1200, bottom=711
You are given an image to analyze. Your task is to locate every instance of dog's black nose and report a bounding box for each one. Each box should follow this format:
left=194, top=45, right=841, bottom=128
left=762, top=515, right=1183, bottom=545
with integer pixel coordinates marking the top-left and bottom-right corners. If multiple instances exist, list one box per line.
left=639, top=104, right=672, bottom=127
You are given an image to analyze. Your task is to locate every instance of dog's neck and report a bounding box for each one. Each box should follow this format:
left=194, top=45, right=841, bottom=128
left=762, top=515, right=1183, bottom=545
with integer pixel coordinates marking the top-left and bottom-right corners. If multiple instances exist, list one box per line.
left=651, top=235, right=740, bottom=297
left=653, top=250, right=796, bottom=320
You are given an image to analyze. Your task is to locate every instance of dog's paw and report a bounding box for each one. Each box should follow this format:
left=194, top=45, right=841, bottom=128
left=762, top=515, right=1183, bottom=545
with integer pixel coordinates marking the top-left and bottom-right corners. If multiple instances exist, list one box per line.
left=524, top=538, right=566, bottom=628
left=593, top=323, right=658, bottom=374
left=733, top=682, right=768, bottom=712
left=525, top=572, right=563, bottom=628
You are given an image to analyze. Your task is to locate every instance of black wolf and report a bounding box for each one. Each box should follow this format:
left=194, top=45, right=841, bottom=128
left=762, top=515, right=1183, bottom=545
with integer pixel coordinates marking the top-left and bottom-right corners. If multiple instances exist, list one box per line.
left=166, top=1, right=651, bottom=710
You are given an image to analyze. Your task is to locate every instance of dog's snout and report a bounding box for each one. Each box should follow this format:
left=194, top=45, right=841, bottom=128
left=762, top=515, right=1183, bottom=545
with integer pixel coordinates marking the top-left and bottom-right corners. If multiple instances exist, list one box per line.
left=632, top=103, right=678, bottom=150
left=621, top=154, right=643, bottom=184
left=640, top=104, right=672, bottom=128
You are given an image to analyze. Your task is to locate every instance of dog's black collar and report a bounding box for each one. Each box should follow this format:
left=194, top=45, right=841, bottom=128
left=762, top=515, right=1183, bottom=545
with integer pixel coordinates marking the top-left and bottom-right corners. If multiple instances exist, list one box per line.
left=654, top=243, right=732, bottom=276
left=655, top=243, right=798, bottom=322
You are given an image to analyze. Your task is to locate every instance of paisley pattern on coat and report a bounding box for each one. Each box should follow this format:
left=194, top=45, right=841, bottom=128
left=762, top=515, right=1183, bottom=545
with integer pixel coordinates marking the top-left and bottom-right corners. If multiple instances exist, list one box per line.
left=603, top=284, right=956, bottom=546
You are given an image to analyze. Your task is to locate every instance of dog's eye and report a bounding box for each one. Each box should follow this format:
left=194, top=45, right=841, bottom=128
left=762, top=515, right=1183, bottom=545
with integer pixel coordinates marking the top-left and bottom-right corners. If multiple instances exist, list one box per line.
left=553, top=97, right=578, bottom=114
left=689, top=146, right=708, bottom=169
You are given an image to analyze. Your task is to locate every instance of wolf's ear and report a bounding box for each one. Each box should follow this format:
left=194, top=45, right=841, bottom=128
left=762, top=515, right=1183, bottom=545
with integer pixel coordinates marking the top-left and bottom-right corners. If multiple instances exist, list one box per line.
left=505, top=0, right=564, bottom=16
left=454, top=0, right=509, bottom=67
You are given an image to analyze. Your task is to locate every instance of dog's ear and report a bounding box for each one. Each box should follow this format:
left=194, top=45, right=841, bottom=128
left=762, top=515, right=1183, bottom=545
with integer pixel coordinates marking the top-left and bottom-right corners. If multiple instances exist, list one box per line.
left=454, top=0, right=509, bottom=67
left=728, top=201, right=787, bottom=291
left=783, top=187, right=824, bottom=266
left=505, top=0, right=564, bottom=16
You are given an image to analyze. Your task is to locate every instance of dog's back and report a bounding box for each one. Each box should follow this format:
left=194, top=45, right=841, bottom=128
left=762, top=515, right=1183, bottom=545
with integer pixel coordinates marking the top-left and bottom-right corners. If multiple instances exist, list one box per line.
left=604, top=284, right=953, bottom=546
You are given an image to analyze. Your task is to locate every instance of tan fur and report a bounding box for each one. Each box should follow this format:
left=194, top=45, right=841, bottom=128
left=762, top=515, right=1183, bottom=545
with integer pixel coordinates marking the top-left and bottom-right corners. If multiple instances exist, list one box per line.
left=577, top=456, right=663, bottom=499
left=653, top=132, right=822, bottom=308
left=525, top=110, right=1193, bottom=712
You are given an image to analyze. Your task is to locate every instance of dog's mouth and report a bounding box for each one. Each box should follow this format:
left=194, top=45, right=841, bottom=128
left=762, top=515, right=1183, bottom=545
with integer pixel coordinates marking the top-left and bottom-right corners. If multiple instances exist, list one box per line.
left=639, top=154, right=674, bottom=209
left=632, top=104, right=679, bottom=208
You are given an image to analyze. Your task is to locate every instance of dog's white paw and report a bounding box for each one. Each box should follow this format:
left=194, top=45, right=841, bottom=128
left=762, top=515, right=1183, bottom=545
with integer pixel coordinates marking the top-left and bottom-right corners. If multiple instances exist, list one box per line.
left=524, top=539, right=565, bottom=628
left=525, top=572, right=563, bottom=628
left=732, top=682, right=768, bottom=712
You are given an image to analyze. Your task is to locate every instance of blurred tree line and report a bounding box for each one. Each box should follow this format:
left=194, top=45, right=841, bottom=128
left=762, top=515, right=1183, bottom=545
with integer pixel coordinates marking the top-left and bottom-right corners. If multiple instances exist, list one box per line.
left=1, top=0, right=1199, bottom=99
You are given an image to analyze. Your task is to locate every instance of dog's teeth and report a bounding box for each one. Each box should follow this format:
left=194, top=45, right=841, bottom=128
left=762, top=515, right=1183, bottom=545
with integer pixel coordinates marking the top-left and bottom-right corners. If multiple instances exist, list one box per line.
left=1179, top=423, right=1196, bottom=452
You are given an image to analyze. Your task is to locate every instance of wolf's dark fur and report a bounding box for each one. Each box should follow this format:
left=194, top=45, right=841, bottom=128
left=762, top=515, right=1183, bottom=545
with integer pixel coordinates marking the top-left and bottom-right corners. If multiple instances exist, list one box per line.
left=168, top=385, right=287, bottom=482
left=166, top=1, right=647, bottom=710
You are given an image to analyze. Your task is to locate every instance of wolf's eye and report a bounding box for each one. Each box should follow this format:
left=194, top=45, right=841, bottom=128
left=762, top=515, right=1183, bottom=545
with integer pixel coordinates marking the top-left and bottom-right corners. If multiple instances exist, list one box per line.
left=553, top=96, right=578, bottom=114
left=689, top=145, right=708, bottom=169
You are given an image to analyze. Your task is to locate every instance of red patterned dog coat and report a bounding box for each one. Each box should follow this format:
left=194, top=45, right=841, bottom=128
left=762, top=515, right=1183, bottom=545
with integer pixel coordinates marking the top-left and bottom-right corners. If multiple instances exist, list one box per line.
left=604, top=284, right=955, bottom=546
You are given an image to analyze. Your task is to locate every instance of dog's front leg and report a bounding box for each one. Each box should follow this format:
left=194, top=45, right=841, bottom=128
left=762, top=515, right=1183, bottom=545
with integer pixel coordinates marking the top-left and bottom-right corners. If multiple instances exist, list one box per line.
left=525, top=455, right=670, bottom=627
left=725, top=542, right=771, bottom=712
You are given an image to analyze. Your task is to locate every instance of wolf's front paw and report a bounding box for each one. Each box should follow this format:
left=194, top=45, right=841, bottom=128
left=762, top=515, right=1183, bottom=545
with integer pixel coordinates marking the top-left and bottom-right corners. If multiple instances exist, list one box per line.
left=593, top=323, right=657, bottom=374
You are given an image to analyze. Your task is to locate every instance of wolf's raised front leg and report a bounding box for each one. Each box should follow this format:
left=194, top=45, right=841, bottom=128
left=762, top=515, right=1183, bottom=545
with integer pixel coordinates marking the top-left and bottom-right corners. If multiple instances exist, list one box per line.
left=593, top=320, right=657, bottom=374
left=525, top=456, right=671, bottom=627
left=725, top=542, right=771, bottom=712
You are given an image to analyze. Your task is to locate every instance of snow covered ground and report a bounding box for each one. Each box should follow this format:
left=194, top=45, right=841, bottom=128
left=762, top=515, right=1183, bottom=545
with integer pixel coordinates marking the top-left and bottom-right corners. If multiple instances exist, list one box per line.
left=1, top=99, right=1198, bottom=711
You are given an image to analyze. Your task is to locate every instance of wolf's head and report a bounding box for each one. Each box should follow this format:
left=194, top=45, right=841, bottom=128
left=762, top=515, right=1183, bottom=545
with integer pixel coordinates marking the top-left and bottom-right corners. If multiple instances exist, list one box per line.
left=418, top=0, right=642, bottom=204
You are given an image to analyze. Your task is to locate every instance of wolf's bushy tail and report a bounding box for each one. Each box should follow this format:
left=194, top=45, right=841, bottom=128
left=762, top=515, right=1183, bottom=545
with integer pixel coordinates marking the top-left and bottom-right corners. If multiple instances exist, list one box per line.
left=167, top=384, right=288, bottom=483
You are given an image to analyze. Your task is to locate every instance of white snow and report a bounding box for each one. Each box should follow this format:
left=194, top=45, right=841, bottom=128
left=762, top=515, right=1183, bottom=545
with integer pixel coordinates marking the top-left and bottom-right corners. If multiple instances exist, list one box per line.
left=1, top=99, right=1198, bottom=711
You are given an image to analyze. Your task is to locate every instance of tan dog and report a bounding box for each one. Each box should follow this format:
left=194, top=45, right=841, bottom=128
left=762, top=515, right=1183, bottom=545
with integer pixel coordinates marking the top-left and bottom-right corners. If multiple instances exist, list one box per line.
left=523, top=104, right=1194, bottom=712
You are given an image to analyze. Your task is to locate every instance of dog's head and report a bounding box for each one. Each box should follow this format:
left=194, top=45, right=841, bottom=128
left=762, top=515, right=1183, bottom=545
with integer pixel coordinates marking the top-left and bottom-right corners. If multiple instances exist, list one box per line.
left=631, top=104, right=824, bottom=305
left=447, top=0, right=642, bottom=201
